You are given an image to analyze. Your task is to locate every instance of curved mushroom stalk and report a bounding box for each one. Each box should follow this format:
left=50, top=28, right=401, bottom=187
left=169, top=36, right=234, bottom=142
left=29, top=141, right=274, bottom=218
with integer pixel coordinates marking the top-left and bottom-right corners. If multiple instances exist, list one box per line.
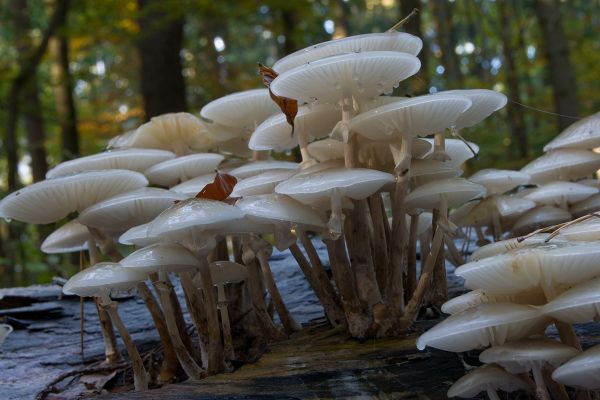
left=430, top=132, right=451, bottom=161
left=253, top=237, right=302, bottom=334
left=531, top=365, right=551, bottom=400
left=154, top=272, right=206, bottom=380
left=327, top=188, right=346, bottom=240
left=98, top=292, right=149, bottom=392
left=298, top=133, right=318, bottom=169
left=485, top=387, right=501, bottom=400
left=490, top=196, right=503, bottom=242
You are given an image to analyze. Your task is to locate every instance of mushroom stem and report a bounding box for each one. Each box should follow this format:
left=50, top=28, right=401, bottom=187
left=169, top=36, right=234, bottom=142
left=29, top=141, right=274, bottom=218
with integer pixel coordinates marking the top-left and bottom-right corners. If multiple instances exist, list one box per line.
left=178, top=271, right=209, bottom=364
left=486, top=388, right=501, bottom=400
left=397, top=223, right=445, bottom=330
left=531, top=365, right=551, bottom=400
left=541, top=287, right=583, bottom=351
left=491, top=198, right=503, bottom=241
left=216, top=284, right=235, bottom=361
left=387, top=137, right=412, bottom=310
left=419, top=232, right=430, bottom=267
left=256, top=247, right=302, bottom=334
left=341, top=95, right=356, bottom=169
left=432, top=131, right=450, bottom=161
left=324, top=238, right=371, bottom=338
left=327, top=188, right=345, bottom=240
left=154, top=271, right=206, bottom=380
left=86, top=239, right=120, bottom=364
left=406, top=214, right=419, bottom=302
left=99, top=292, right=149, bottom=391
left=289, top=242, right=345, bottom=327
left=195, top=257, right=225, bottom=374
left=444, top=235, right=465, bottom=267
left=475, top=225, right=489, bottom=246
left=430, top=195, right=449, bottom=307
left=368, top=194, right=389, bottom=292
left=241, top=243, right=287, bottom=341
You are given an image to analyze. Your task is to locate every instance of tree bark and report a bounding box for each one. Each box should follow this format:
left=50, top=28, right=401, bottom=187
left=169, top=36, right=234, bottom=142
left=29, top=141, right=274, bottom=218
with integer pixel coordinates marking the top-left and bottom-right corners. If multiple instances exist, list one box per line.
left=534, top=0, right=580, bottom=130
left=137, top=0, right=187, bottom=119
left=430, top=0, right=462, bottom=88
left=49, top=32, right=79, bottom=161
left=498, top=0, right=528, bottom=158
left=399, top=0, right=429, bottom=94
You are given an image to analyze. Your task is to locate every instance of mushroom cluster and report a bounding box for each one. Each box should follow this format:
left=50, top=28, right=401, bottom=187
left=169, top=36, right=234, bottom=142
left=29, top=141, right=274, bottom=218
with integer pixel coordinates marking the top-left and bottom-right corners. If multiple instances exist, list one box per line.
left=0, top=29, right=519, bottom=391
left=419, top=111, right=600, bottom=399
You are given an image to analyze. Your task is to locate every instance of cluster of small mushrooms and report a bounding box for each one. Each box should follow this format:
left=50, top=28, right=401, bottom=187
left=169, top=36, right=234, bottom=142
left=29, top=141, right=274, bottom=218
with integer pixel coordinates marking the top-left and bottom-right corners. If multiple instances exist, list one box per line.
left=1, top=24, right=600, bottom=396
left=419, top=111, right=600, bottom=399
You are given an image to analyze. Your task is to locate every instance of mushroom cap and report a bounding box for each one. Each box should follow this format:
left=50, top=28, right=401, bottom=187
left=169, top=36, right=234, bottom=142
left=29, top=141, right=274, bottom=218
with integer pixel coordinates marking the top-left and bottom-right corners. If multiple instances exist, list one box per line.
left=144, top=153, right=224, bottom=187
left=558, top=217, right=600, bottom=241
left=249, top=103, right=341, bottom=151
left=275, top=167, right=395, bottom=205
left=441, top=288, right=547, bottom=315
left=120, top=243, right=199, bottom=274
left=170, top=173, right=216, bottom=197
left=62, top=262, right=146, bottom=297
left=570, top=193, right=600, bottom=218
left=440, top=89, right=507, bottom=129
left=107, top=130, right=136, bottom=149
left=544, top=111, right=600, bottom=151
left=148, top=198, right=245, bottom=243
left=468, top=169, right=530, bottom=195
left=456, top=242, right=600, bottom=294
left=457, top=196, right=536, bottom=228
left=230, top=170, right=297, bottom=197
left=520, top=149, right=600, bottom=184
left=0, top=170, right=149, bottom=224
left=552, top=344, right=600, bottom=389
left=46, top=149, right=174, bottom=179
left=78, top=188, right=186, bottom=231
left=119, top=223, right=160, bottom=247
left=229, top=161, right=299, bottom=179
left=417, top=303, right=549, bottom=352
left=41, top=219, right=120, bottom=254
left=213, top=137, right=253, bottom=158
left=479, top=339, right=579, bottom=373
left=404, top=178, right=486, bottom=212
left=236, top=194, right=326, bottom=230
left=494, top=196, right=537, bottom=219
left=129, top=112, right=215, bottom=155
left=209, top=261, right=248, bottom=285
left=469, top=234, right=559, bottom=261
left=424, top=138, right=480, bottom=166
left=349, top=94, right=472, bottom=140
left=512, top=206, right=572, bottom=236
left=523, top=181, right=598, bottom=206
left=307, top=139, right=345, bottom=162
left=543, top=276, right=600, bottom=323
left=200, top=89, right=280, bottom=130
left=270, top=51, right=420, bottom=105
left=410, top=159, right=463, bottom=186
left=203, top=121, right=241, bottom=142
left=273, top=31, right=422, bottom=73
left=447, top=364, right=529, bottom=398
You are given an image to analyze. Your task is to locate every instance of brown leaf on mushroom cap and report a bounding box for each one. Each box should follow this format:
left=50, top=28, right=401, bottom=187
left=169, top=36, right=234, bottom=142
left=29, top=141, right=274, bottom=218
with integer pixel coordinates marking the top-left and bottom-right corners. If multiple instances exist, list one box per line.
left=195, top=170, right=237, bottom=201
left=258, top=63, right=298, bottom=135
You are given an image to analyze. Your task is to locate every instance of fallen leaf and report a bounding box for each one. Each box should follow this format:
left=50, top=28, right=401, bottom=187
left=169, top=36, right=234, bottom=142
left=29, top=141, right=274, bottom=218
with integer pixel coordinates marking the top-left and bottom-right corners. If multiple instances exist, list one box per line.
left=196, top=171, right=237, bottom=201
left=258, top=63, right=298, bottom=135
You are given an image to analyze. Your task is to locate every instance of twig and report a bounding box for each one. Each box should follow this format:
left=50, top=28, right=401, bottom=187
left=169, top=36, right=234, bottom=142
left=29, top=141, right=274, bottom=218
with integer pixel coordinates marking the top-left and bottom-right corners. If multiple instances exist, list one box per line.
left=35, top=361, right=130, bottom=400
left=388, top=8, right=419, bottom=32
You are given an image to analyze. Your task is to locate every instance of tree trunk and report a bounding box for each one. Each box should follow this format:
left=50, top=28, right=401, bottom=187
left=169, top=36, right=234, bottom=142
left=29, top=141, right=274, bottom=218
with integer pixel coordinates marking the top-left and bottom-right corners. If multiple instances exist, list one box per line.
left=5, top=0, right=69, bottom=191
left=430, top=0, right=462, bottom=88
left=498, top=0, right=528, bottom=158
left=399, top=0, right=429, bottom=94
left=137, top=0, right=187, bottom=119
left=49, top=33, right=79, bottom=161
left=534, top=0, right=580, bottom=130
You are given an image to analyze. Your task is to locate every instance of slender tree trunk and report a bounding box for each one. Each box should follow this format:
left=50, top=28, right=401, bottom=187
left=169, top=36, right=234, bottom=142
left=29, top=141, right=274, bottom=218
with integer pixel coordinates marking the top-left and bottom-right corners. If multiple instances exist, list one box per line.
left=430, top=0, right=462, bottom=88
left=137, top=0, right=187, bottom=119
left=5, top=0, right=69, bottom=191
left=399, top=0, right=429, bottom=94
left=49, top=33, right=79, bottom=161
left=534, top=0, right=580, bottom=130
left=498, top=0, right=528, bottom=158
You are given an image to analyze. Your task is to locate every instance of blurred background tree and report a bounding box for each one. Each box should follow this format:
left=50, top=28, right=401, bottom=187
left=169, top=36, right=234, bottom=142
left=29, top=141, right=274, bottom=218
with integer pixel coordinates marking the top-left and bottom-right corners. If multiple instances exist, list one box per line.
left=0, top=0, right=598, bottom=286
